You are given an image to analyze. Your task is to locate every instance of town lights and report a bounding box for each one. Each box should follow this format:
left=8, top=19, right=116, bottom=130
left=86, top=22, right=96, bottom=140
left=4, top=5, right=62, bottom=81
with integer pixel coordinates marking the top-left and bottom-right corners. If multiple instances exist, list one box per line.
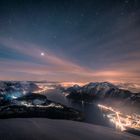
left=98, top=104, right=140, bottom=131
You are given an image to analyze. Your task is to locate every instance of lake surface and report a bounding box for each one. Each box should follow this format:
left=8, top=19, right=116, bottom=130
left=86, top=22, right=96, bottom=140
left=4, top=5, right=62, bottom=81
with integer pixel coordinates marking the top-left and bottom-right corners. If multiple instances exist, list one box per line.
left=45, top=89, right=113, bottom=128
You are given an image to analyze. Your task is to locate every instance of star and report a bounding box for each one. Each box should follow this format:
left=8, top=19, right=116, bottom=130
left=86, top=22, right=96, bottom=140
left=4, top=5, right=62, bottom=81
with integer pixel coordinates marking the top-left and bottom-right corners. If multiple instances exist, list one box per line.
left=96, top=12, right=99, bottom=16
left=125, top=0, right=129, bottom=4
left=41, top=52, right=45, bottom=56
left=80, top=13, right=84, bottom=17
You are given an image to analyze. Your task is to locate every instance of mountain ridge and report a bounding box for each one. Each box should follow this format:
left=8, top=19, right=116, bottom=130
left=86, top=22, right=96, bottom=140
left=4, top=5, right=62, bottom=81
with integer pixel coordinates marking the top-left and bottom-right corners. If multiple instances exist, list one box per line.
left=64, top=82, right=140, bottom=110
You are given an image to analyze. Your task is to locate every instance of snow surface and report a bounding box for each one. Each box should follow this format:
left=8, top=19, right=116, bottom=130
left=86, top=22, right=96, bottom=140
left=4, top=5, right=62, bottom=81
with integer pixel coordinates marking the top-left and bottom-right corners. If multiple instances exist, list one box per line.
left=0, top=118, right=139, bottom=140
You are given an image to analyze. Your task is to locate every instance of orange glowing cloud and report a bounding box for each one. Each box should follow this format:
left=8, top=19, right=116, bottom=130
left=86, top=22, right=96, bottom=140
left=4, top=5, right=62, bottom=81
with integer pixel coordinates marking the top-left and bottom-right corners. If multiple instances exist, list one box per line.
left=0, top=37, right=140, bottom=83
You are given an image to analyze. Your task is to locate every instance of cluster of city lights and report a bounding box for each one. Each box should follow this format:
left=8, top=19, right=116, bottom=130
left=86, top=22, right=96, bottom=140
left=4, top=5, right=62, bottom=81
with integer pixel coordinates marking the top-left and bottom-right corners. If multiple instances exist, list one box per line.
left=34, top=86, right=55, bottom=94
left=98, top=104, right=140, bottom=131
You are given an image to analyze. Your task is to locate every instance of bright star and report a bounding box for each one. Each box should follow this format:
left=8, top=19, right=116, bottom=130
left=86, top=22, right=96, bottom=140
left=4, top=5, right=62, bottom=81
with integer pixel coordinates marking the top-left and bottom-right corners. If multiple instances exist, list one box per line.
left=41, top=52, right=45, bottom=56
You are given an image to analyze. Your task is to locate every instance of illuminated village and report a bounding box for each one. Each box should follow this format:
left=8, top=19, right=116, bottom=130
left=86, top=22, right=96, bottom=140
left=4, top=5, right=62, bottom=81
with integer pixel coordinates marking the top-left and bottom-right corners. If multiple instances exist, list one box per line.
left=98, top=104, right=140, bottom=131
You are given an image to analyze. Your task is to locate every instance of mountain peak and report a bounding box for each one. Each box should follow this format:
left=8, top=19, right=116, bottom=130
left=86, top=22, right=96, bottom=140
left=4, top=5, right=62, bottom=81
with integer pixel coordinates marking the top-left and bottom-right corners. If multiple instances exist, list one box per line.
left=83, top=82, right=117, bottom=89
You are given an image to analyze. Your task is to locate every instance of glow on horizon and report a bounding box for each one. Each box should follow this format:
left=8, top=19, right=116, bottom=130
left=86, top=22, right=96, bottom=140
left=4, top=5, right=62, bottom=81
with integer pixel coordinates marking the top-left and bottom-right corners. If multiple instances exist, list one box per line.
left=0, top=38, right=139, bottom=84
left=61, top=82, right=86, bottom=87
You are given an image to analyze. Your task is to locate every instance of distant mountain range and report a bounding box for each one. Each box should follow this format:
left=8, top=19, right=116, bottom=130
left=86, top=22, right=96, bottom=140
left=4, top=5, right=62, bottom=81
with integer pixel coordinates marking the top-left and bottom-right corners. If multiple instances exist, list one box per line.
left=0, top=81, right=40, bottom=101
left=115, top=82, right=140, bottom=93
left=64, top=82, right=140, bottom=111
left=0, top=81, right=82, bottom=120
left=0, top=81, right=140, bottom=116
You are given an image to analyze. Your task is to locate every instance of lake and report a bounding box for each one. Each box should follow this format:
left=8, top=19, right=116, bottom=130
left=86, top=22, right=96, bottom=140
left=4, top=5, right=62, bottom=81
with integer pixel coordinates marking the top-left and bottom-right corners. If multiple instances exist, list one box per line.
left=45, top=88, right=114, bottom=128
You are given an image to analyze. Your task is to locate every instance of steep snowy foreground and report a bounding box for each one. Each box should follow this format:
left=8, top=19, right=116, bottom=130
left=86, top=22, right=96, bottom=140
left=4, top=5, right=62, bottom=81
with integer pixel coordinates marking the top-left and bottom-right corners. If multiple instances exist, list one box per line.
left=0, top=118, right=139, bottom=140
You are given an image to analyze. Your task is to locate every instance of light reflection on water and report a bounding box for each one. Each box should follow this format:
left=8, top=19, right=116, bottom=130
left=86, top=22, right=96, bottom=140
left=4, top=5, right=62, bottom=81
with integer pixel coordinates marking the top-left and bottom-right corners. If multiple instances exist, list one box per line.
left=44, top=88, right=112, bottom=128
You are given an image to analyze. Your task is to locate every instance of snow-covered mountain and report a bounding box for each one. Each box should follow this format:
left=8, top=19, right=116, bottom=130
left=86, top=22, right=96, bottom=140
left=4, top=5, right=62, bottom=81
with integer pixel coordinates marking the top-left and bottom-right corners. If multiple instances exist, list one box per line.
left=65, top=82, right=132, bottom=99
left=0, top=81, right=40, bottom=100
left=64, top=82, right=140, bottom=108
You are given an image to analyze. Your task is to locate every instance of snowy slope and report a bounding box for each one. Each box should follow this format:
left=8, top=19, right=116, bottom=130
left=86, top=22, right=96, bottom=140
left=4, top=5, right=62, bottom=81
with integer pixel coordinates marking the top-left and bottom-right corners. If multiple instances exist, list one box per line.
left=0, top=118, right=139, bottom=140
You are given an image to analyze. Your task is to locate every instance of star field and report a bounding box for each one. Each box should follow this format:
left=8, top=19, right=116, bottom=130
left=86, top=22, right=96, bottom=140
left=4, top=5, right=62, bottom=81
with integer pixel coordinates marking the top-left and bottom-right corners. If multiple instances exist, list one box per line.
left=0, top=0, right=140, bottom=83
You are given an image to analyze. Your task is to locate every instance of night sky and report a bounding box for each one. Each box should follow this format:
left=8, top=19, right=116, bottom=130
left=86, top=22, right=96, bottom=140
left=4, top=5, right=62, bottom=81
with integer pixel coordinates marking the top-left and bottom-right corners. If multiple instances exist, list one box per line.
left=0, top=0, right=140, bottom=83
